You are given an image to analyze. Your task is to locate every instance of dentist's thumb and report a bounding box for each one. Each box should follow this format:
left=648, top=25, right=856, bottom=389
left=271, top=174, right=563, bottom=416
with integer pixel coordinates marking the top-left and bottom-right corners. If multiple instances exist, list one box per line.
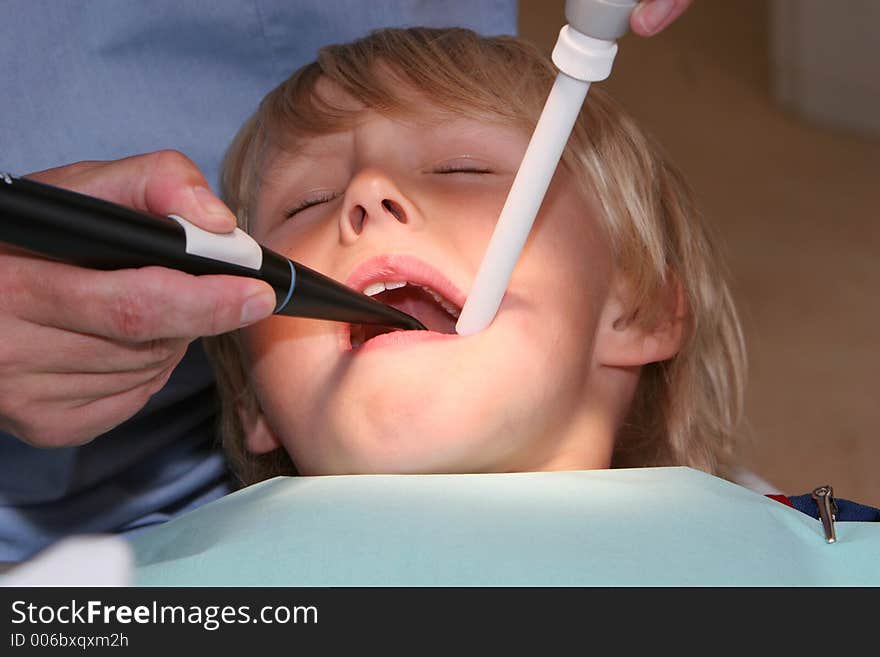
left=630, top=0, right=693, bottom=37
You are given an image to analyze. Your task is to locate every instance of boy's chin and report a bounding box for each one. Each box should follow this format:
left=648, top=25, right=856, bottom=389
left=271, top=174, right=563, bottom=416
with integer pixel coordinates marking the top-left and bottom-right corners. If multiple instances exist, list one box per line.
left=310, top=407, right=502, bottom=474
left=308, top=444, right=494, bottom=476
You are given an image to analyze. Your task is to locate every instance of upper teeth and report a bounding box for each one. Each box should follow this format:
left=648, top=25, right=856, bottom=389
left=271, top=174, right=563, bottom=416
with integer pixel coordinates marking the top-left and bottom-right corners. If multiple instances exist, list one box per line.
left=361, top=281, right=460, bottom=318
left=363, top=281, right=406, bottom=296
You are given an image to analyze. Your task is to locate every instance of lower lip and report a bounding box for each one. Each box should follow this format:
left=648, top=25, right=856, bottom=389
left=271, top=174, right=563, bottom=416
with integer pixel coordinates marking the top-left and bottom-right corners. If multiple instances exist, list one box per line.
left=344, top=329, right=459, bottom=354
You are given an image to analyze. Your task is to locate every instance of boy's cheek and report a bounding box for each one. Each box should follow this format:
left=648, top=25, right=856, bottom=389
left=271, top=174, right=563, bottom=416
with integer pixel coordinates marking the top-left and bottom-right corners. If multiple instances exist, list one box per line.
left=237, top=318, right=334, bottom=414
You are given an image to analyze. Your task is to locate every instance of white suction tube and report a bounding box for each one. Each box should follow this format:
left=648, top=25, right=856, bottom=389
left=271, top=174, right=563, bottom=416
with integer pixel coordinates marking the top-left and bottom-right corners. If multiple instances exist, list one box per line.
left=455, top=0, right=638, bottom=336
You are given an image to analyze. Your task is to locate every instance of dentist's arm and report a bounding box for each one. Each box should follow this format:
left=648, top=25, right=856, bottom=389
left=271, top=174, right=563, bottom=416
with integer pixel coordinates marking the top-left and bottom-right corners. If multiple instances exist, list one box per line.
left=0, top=150, right=276, bottom=448
left=630, top=0, right=693, bottom=36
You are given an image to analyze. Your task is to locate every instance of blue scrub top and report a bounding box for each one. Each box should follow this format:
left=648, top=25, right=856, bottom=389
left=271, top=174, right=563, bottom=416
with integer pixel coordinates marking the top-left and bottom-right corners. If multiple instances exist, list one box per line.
left=0, top=0, right=518, bottom=562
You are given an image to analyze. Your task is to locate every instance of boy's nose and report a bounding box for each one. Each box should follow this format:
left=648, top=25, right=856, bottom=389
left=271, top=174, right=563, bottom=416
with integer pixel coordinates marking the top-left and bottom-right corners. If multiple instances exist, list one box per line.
left=339, top=169, right=421, bottom=244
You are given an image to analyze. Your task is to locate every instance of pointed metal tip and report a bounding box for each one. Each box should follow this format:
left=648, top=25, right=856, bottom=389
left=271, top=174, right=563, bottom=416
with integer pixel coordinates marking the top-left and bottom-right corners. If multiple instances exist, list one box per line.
left=393, top=313, right=427, bottom=331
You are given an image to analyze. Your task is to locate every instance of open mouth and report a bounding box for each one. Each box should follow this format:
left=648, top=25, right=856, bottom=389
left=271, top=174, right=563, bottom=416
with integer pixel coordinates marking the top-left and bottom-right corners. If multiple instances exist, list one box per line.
left=349, top=281, right=461, bottom=349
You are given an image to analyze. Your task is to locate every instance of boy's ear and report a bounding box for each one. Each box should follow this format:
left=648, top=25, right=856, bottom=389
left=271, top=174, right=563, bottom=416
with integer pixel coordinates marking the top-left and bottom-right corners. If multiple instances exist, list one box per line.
left=238, top=406, right=282, bottom=455
left=595, top=272, right=687, bottom=368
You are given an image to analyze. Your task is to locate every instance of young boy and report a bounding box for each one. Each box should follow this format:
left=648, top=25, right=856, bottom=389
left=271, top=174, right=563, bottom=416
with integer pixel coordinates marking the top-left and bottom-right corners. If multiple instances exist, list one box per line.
left=205, top=26, right=746, bottom=486
left=5, top=26, right=877, bottom=588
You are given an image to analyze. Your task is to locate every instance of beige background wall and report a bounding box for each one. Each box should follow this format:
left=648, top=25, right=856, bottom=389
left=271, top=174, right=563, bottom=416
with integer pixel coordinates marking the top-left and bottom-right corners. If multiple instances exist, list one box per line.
left=519, top=0, right=880, bottom=505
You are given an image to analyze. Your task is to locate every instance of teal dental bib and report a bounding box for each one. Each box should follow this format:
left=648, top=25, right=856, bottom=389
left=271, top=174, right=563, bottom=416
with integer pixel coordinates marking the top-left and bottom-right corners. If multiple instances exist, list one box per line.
left=129, top=467, right=880, bottom=586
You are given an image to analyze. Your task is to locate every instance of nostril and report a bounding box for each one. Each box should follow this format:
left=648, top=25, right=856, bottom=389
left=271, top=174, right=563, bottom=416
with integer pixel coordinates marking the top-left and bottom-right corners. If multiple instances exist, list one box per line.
left=382, top=199, right=406, bottom=223
left=349, top=205, right=366, bottom=234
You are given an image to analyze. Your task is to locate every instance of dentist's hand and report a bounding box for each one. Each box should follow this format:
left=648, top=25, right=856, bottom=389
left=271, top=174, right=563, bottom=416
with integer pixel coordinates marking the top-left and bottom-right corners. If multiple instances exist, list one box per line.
left=0, top=150, right=276, bottom=448
left=630, top=0, right=693, bottom=36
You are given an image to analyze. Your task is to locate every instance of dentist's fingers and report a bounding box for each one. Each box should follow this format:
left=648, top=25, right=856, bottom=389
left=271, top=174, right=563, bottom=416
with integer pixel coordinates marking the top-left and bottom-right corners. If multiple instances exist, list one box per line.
left=26, top=149, right=237, bottom=233
left=3, top=256, right=276, bottom=341
left=630, top=0, right=693, bottom=37
left=6, top=355, right=183, bottom=406
left=1, top=315, right=187, bottom=375
left=0, top=252, right=273, bottom=447
left=0, top=360, right=182, bottom=448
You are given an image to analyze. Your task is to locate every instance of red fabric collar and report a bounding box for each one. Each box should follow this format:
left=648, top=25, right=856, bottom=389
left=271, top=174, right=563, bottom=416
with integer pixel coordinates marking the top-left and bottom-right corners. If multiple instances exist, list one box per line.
left=765, top=493, right=794, bottom=508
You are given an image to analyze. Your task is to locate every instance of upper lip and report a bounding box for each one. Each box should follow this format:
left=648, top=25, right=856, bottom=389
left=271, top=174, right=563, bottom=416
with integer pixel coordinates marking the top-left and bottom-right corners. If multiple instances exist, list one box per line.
left=345, top=254, right=467, bottom=311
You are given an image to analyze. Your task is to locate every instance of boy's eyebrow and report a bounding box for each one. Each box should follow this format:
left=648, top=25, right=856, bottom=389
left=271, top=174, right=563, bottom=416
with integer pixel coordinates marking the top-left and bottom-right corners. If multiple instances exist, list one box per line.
left=260, top=141, right=345, bottom=189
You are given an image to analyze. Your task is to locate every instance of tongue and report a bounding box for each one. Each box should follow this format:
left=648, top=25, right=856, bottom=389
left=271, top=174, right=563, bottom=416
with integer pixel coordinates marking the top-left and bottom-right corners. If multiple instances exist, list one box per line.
left=374, top=286, right=457, bottom=334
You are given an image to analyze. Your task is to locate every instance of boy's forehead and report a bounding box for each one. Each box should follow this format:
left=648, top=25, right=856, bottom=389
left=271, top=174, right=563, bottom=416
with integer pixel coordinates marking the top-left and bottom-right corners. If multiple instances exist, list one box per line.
left=259, top=69, right=535, bottom=180
left=265, top=81, right=499, bottom=170
left=309, top=73, right=465, bottom=126
left=263, top=132, right=349, bottom=178
left=257, top=143, right=338, bottom=199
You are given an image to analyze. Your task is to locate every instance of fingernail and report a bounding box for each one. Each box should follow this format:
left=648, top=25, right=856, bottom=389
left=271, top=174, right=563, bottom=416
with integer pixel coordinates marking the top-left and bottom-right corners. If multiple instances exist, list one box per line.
left=635, top=0, right=674, bottom=35
left=240, top=289, right=277, bottom=326
left=193, top=186, right=236, bottom=226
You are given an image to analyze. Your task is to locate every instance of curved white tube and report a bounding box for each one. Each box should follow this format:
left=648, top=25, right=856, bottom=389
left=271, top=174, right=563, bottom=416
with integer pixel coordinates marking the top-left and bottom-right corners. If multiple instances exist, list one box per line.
left=455, top=72, right=590, bottom=336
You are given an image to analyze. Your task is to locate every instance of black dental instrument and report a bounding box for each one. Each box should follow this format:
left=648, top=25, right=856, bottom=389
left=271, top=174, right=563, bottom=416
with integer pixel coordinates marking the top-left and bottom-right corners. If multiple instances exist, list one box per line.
left=0, top=173, right=426, bottom=331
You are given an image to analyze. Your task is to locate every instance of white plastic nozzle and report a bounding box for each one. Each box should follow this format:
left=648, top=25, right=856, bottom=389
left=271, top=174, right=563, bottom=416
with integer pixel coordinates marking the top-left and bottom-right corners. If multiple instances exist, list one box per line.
left=552, top=26, right=618, bottom=82
left=456, top=2, right=635, bottom=336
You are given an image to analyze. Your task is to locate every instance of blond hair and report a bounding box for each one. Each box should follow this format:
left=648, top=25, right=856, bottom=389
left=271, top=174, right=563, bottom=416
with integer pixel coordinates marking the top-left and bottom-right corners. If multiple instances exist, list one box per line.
left=205, top=27, right=746, bottom=486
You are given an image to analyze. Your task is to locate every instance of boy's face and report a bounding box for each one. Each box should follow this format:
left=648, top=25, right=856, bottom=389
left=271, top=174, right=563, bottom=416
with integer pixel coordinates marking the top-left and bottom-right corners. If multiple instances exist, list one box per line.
left=240, top=89, right=626, bottom=475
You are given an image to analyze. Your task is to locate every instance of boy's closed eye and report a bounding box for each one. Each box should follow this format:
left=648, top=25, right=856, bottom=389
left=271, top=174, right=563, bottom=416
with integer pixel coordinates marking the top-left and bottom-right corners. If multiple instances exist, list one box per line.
left=285, top=190, right=343, bottom=218
left=428, top=157, right=494, bottom=175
